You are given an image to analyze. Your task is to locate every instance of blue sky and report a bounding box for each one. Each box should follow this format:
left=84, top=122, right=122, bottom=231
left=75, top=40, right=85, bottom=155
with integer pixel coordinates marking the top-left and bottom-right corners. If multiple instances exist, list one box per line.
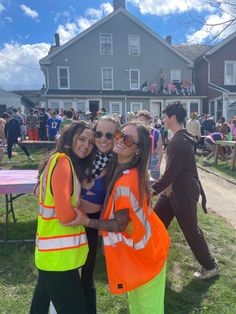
left=0, top=0, right=235, bottom=90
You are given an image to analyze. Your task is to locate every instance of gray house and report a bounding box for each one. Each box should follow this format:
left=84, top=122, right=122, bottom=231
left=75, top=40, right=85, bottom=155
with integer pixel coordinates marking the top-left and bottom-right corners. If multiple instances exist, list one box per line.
left=39, top=0, right=205, bottom=118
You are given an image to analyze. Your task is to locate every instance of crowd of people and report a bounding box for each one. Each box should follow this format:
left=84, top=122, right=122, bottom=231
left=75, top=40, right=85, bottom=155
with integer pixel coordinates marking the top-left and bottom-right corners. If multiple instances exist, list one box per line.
left=0, top=107, right=116, bottom=164
left=24, top=102, right=222, bottom=314
left=186, top=112, right=236, bottom=163
left=1, top=102, right=233, bottom=312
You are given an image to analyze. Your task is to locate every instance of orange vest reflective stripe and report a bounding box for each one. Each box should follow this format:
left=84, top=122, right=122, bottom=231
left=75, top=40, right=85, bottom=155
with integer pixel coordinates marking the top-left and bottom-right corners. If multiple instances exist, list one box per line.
left=102, top=168, right=170, bottom=294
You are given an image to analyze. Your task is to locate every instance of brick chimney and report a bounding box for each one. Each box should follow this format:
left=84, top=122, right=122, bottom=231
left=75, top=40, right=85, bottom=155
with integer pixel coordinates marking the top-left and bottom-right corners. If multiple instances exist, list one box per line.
left=113, top=0, right=126, bottom=10
left=54, top=33, right=60, bottom=47
left=165, top=35, right=172, bottom=45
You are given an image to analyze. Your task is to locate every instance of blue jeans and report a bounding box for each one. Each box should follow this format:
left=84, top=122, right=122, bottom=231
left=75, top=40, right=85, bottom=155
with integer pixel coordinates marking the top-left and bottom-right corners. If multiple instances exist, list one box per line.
left=150, top=153, right=160, bottom=180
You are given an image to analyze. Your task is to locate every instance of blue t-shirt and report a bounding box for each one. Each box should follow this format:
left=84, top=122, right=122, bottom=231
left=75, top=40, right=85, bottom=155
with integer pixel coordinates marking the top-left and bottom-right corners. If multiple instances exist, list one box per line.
left=47, top=118, right=61, bottom=137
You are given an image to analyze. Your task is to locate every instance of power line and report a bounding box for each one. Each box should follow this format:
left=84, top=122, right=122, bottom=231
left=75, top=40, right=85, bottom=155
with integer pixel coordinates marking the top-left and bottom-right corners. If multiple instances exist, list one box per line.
left=0, top=54, right=41, bottom=70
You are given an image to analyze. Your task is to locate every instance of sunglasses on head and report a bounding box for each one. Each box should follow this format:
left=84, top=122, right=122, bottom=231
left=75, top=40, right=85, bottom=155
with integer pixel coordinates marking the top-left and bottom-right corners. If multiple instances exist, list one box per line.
left=95, top=131, right=114, bottom=140
left=114, top=129, right=139, bottom=147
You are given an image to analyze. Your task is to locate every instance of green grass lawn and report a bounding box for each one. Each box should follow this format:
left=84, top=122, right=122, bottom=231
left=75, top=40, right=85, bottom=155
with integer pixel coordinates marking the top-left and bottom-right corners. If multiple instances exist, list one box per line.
left=0, top=149, right=236, bottom=313
left=197, top=155, right=236, bottom=180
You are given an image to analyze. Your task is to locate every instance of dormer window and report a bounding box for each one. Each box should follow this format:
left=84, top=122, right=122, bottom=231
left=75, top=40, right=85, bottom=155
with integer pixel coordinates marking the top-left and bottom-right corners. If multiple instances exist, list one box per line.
left=100, top=33, right=113, bottom=55
left=128, top=35, right=140, bottom=56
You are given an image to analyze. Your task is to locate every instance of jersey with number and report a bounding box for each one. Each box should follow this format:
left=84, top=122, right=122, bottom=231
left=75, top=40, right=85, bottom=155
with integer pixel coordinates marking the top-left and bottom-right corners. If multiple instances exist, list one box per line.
left=47, top=118, right=61, bottom=137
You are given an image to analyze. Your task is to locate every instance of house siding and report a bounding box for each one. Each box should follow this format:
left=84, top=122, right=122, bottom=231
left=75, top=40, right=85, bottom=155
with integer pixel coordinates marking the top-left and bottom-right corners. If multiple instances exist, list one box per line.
left=45, top=12, right=192, bottom=91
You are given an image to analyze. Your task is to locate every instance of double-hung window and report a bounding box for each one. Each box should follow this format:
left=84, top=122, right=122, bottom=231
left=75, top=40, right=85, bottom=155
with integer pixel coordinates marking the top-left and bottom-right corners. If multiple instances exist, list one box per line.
left=129, top=69, right=140, bottom=89
left=225, top=61, right=236, bottom=85
left=171, top=69, right=181, bottom=83
left=128, top=35, right=140, bottom=56
left=57, top=66, right=70, bottom=89
left=100, top=33, right=113, bottom=55
left=109, top=102, right=122, bottom=115
left=102, top=67, right=113, bottom=90
left=131, top=102, right=142, bottom=113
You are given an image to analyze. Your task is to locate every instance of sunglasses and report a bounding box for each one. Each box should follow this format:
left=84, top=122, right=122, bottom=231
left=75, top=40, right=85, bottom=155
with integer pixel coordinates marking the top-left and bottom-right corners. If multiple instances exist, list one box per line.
left=114, top=129, right=139, bottom=147
left=95, top=131, right=114, bottom=140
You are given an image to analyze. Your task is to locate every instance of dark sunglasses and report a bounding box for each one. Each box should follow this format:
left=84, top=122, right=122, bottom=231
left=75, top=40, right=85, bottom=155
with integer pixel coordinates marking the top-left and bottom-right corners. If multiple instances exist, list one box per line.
left=95, top=131, right=114, bottom=140
left=114, top=129, right=139, bottom=147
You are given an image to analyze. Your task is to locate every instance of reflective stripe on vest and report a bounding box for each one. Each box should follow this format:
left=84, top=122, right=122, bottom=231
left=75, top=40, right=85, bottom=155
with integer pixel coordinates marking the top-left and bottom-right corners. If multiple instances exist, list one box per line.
left=103, top=186, right=151, bottom=250
left=36, top=232, right=87, bottom=252
left=37, top=153, right=85, bottom=252
left=38, top=203, right=57, bottom=219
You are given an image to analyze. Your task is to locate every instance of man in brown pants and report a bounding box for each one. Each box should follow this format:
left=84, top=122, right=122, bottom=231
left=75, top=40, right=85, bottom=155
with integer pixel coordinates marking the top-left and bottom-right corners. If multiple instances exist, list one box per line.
left=152, top=102, right=219, bottom=280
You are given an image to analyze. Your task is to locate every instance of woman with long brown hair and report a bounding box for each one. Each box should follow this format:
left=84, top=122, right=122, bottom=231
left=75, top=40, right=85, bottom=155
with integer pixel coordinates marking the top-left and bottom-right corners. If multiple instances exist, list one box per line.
left=31, top=121, right=95, bottom=314
left=71, top=121, right=170, bottom=313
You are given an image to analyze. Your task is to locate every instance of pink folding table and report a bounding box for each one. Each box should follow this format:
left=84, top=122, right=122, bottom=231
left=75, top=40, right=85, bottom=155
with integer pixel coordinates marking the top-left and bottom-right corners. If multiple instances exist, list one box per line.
left=0, top=170, right=38, bottom=242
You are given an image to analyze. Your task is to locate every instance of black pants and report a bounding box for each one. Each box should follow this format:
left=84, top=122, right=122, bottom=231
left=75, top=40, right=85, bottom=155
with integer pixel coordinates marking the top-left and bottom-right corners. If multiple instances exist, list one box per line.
left=154, top=193, right=216, bottom=270
left=7, top=140, right=30, bottom=159
left=81, top=212, right=100, bottom=314
left=38, top=126, right=47, bottom=140
left=30, top=269, right=87, bottom=314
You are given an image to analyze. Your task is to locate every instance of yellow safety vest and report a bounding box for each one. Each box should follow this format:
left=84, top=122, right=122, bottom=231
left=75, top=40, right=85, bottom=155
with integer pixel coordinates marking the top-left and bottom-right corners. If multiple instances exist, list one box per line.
left=35, top=152, right=88, bottom=271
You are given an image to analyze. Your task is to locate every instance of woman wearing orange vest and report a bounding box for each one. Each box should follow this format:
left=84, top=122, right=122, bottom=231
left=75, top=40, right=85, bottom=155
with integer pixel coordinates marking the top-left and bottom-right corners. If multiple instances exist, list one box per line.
left=30, top=121, right=95, bottom=314
left=72, top=122, right=170, bottom=313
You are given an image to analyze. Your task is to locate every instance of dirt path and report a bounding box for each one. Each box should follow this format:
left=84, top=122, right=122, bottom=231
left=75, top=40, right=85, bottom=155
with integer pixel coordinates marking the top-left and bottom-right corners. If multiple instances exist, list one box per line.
left=197, top=167, right=236, bottom=229
left=160, top=159, right=236, bottom=229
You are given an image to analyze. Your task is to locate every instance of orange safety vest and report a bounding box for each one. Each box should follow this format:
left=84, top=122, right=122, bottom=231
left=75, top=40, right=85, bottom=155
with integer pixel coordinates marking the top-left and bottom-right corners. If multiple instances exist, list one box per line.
left=102, top=168, right=170, bottom=294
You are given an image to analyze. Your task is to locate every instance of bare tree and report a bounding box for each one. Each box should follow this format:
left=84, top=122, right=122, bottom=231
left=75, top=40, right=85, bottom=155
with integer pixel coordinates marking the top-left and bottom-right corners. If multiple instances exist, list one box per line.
left=187, top=0, right=236, bottom=42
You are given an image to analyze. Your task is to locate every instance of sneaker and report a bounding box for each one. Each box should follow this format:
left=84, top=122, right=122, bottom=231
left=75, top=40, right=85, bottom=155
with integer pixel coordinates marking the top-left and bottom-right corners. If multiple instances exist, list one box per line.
left=8, top=159, right=11, bottom=164
left=193, top=265, right=219, bottom=280
left=28, top=155, right=35, bottom=161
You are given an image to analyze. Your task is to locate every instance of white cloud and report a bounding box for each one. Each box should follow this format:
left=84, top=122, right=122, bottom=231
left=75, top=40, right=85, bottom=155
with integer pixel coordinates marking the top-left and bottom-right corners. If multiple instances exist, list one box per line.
left=128, top=0, right=214, bottom=16
left=5, top=16, right=12, bottom=23
left=56, top=2, right=113, bottom=44
left=186, top=1, right=236, bottom=43
left=20, top=4, right=39, bottom=20
left=0, top=43, right=50, bottom=89
left=0, top=3, right=5, bottom=13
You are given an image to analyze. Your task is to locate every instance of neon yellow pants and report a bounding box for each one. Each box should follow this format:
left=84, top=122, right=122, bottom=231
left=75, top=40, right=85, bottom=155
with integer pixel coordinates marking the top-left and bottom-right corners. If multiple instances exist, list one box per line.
left=127, top=262, right=166, bottom=314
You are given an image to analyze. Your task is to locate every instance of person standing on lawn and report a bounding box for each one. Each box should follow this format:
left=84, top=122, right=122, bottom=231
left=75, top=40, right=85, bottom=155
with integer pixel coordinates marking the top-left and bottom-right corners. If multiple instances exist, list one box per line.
left=137, top=110, right=163, bottom=180
left=47, top=111, right=61, bottom=141
left=38, top=108, right=48, bottom=140
left=152, top=102, right=219, bottom=280
left=59, top=110, right=74, bottom=130
left=30, top=121, right=95, bottom=314
left=2, top=111, right=34, bottom=163
left=26, top=109, right=39, bottom=141
left=69, top=122, right=170, bottom=314
left=0, top=117, right=6, bottom=163
left=79, top=115, right=119, bottom=314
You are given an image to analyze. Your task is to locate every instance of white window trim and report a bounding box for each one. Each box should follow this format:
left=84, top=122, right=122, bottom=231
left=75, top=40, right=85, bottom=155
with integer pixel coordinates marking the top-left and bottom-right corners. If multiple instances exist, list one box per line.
left=57, top=66, right=70, bottom=89
left=101, top=67, right=113, bottom=90
left=129, top=69, right=140, bottom=90
left=74, top=99, right=88, bottom=112
left=100, top=33, right=113, bottom=55
left=109, top=102, right=122, bottom=115
left=224, top=60, right=236, bottom=85
left=130, top=102, right=142, bottom=113
left=171, top=69, right=181, bottom=83
left=128, top=35, right=140, bottom=56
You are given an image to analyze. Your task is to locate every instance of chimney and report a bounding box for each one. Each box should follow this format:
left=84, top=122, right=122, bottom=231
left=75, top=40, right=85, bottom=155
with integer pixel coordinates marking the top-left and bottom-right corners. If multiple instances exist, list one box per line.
left=54, top=33, right=60, bottom=47
left=165, top=35, right=172, bottom=45
left=113, top=0, right=126, bottom=10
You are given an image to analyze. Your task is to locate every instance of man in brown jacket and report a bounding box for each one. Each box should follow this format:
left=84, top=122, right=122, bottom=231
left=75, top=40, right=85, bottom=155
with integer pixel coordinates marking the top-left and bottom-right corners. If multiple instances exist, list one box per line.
left=152, top=102, right=219, bottom=280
